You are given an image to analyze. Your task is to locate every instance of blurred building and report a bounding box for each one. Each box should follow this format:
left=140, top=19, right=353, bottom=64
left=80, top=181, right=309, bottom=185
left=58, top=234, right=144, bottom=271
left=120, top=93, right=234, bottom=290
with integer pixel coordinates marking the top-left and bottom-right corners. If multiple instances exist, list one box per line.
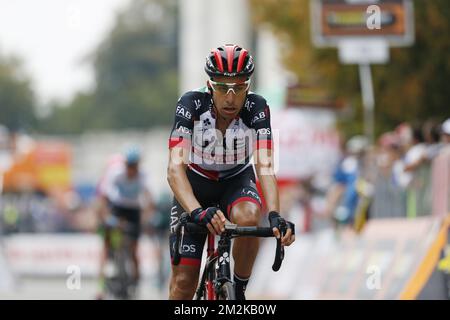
left=179, top=0, right=288, bottom=110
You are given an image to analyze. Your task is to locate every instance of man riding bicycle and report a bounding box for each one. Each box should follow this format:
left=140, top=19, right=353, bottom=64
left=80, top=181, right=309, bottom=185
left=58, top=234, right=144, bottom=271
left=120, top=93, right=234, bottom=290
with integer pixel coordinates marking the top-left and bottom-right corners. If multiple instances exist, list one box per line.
left=96, top=147, right=154, bottom=299
left=167, top=44, right=295, bottom=300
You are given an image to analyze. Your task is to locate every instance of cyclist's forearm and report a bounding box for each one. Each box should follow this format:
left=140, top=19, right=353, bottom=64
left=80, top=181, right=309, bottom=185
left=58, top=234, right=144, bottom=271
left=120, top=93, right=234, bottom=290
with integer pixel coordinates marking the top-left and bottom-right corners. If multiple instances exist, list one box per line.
left=257, top=172, right=280, bottom=213
left=167, top=164, right=201, bottom=214
left=95, top=195, right=109, bottom=221
left=254, top=148, right=280, bottom=213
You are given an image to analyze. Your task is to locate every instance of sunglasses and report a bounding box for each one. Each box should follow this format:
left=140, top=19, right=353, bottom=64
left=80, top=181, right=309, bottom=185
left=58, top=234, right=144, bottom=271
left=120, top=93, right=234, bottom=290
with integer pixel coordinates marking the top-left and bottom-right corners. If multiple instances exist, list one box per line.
left=208, top=79, right=251, bottom=95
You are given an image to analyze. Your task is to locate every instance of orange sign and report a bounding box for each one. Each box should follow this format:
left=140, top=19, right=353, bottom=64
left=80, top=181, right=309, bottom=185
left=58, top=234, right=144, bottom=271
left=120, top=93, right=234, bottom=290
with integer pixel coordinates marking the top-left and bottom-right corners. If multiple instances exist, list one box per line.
left=3, top=142, right=72, bottom=193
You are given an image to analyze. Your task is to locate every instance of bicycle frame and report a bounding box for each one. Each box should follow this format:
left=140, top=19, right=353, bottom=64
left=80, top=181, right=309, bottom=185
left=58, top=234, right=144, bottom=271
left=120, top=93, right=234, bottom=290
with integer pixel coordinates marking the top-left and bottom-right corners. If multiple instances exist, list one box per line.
left=195, top=232, right=234, bottom=300
left=196, top=234, right=217, bottom=300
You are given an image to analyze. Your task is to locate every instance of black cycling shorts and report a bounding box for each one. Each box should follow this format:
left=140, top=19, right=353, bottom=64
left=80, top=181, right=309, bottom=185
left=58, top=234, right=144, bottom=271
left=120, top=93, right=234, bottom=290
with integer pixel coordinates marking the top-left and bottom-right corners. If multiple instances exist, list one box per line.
left=109, top=203, right=141, bottom=240
left=169, top=166, right=262, bottom=267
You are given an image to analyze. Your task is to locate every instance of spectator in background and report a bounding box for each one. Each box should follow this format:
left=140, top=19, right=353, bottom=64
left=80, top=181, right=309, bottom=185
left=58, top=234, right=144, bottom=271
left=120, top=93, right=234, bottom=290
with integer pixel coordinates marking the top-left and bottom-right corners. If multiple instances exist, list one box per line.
left=423, top=119, right=444, bottom=161
left=401, top=125, right=431, bottom=217
left=95, top=146, right=155, bottom=300
left=370, top=132, right=406, bottom=219
left=402, top=125, right=427, bottom=175
left=323, top=135, right=370, bottom=230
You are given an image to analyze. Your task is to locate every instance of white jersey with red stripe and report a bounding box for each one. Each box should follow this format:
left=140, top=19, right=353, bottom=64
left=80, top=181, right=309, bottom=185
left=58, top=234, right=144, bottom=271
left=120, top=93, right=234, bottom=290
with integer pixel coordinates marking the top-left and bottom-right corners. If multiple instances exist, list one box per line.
left=96, top=153, right=124, bottom=197
left=168, top=87, right=272, bottom=181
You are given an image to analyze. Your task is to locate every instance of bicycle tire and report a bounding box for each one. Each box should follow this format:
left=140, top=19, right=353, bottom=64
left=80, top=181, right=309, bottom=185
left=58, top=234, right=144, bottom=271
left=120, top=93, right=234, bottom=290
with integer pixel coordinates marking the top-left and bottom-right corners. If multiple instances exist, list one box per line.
left=217, top=281, right=235, bottom=300
left=104, top=232, right=136, bottom=300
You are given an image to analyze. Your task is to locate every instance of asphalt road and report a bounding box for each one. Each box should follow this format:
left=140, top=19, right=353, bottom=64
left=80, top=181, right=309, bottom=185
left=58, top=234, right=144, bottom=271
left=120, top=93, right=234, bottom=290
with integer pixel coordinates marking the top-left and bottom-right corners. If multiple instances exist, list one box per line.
left=0, top=277, right=168, bottom=300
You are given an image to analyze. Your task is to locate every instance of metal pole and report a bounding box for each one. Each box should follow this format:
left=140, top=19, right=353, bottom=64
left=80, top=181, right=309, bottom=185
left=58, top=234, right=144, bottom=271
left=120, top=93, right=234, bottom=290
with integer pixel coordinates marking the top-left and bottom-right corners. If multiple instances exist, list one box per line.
left=358, top=64, right=375, bottom=144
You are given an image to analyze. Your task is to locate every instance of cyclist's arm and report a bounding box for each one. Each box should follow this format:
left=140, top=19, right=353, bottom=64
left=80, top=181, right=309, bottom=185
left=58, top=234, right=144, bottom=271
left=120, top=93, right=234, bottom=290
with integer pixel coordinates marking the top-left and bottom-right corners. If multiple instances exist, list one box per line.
left=254, top=148, right=294, bottom=245
left=251, top=101, right=279, bottom=213
left=167, top=93, right=202, bottom=214
left=94, top=194, right=109, bottom=225
left=167, top=92, right=227, bottom=235
left=167, top=150, right=227, bottom=235
left=254, top=148, right=279, bottom=213
left=251, top=101, right=294, bottom=245
left=167, top=146, right=202, bottom=213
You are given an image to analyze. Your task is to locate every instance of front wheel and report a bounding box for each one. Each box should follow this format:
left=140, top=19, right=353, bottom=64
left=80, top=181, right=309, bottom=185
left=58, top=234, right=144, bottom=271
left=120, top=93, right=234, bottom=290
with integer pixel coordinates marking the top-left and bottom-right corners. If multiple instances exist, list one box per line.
left=217, top=281, right=235, bottom=300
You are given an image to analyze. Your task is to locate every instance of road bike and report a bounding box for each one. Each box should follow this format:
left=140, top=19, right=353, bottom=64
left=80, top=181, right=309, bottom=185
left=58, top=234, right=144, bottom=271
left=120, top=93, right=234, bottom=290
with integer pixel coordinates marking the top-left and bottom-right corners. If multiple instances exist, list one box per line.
left=103, top=218, right=138, bottom=300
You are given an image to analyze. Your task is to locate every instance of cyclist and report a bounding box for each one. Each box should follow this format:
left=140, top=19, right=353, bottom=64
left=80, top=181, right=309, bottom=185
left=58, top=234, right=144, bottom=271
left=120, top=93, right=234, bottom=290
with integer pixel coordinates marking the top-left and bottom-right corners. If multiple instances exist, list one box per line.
left=167, top=44, right=295, bottom=300
left=96, top=146, right=154, bottom=299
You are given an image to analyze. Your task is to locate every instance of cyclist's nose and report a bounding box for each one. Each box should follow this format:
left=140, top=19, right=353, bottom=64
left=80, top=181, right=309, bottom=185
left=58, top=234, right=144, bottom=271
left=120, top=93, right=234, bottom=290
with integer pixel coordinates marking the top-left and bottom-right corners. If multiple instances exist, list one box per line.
left=225, top=90, right=236, bottom=103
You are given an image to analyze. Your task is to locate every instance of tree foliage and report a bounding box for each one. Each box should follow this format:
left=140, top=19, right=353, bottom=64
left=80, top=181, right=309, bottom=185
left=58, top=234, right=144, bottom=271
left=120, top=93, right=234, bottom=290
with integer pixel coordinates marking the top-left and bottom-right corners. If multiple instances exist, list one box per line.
left=0, top=54, right=36, bottom=132
left=40, top=0, right=178, bottom=133
left=249, top=0, right=450, bottom=137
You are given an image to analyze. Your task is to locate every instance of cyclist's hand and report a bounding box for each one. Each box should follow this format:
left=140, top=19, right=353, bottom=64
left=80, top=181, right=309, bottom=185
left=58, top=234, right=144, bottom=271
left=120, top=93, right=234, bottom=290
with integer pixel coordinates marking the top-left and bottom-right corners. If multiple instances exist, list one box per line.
left=191, top=207, right=227, bottom=235
left=268, top=211, right=295, bottom=246
left=282, top=221, right=295, bottom=246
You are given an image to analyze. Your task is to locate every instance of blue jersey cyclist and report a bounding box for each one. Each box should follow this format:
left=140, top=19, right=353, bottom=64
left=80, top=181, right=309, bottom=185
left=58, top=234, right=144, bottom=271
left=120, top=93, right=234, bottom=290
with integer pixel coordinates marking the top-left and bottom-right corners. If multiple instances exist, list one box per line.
left=167, top=44, right=295, bottom=300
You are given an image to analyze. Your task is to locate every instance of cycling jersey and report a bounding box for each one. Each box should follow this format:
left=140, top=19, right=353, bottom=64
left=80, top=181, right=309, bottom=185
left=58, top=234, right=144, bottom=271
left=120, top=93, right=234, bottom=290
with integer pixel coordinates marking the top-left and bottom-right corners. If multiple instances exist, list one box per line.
left=168, top=87, right=272, bottom=266
left=168, top=87, right=273, bottom=180
left=100, top=165, right=151, bottom=210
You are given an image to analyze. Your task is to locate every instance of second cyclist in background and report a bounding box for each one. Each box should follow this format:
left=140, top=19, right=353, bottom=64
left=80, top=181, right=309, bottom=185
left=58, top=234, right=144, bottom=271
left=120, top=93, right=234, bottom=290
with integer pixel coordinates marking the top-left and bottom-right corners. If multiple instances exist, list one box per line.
left=95, top=146, right=155, bottom=299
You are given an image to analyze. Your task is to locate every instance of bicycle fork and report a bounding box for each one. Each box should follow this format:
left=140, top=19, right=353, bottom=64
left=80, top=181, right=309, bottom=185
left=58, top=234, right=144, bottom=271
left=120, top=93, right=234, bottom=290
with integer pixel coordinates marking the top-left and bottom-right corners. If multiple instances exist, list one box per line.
left=195, top=232, right=233, bottom=300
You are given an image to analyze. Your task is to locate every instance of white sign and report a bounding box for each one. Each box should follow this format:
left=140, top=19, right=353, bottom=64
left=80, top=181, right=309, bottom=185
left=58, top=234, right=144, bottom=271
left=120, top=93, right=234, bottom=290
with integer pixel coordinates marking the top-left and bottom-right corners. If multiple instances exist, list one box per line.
left=271, top=108, right=341, bottom=180
left=338, top=39, right=389, bottom=64
left=3, top=234, right=160, bottom=277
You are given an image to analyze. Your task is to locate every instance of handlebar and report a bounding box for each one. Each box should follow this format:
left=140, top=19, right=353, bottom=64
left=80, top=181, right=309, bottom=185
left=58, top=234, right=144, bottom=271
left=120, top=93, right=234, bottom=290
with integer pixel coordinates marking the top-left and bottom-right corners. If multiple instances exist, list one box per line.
left=172, top=212, right=285, bottom=272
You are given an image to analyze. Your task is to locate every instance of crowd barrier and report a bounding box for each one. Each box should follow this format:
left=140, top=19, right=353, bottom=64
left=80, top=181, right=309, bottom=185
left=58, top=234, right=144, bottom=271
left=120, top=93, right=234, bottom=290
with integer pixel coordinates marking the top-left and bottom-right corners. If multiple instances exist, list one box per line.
left=248, top=215, right=448, bottom=299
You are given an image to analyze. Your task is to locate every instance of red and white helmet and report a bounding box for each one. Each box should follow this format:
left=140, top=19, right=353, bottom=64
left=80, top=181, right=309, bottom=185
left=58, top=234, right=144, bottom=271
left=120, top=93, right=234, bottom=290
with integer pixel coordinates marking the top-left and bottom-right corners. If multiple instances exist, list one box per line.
left=205, top=44, right=255, bottom=78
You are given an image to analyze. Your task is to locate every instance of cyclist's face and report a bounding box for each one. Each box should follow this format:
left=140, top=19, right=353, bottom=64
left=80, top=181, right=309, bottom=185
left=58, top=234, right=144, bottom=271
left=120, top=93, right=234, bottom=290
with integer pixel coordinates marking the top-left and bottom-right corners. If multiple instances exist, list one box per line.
left=126, top=163, right=138, bottom=178
left=210, top=75, right=249, bottom=120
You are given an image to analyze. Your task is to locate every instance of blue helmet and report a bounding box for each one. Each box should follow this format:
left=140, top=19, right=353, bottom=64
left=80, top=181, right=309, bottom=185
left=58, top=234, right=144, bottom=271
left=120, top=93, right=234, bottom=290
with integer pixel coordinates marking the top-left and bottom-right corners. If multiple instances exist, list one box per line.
left=124, top=147, right=141, bottom=165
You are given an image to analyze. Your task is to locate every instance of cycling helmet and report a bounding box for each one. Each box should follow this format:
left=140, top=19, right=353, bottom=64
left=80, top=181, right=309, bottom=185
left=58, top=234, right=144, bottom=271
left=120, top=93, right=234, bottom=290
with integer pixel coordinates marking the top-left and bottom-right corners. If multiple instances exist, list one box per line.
left=205, top=44, right=255, bottom=78
left=124, top=146, right=141, bottom=165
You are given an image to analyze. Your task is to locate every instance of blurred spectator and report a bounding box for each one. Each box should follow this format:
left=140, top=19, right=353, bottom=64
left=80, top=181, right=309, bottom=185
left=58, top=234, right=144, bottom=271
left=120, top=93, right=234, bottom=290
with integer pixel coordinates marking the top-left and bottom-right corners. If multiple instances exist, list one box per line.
left=395, top=122, right=413, bottom=153
left=423, top=119, right=444, bottom=160
left=323, top=135, right=372, bottom=230
left=370, top=132, right=406, bottom=219
left=400, top=125, right=427, bottom=184
left=404, top=125, right=433, bottom=217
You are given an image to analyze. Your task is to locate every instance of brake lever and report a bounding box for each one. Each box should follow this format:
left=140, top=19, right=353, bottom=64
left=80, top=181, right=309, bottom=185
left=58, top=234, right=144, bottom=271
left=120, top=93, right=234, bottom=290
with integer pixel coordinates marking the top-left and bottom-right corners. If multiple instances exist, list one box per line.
left=272, top=220, right=286, bottom=272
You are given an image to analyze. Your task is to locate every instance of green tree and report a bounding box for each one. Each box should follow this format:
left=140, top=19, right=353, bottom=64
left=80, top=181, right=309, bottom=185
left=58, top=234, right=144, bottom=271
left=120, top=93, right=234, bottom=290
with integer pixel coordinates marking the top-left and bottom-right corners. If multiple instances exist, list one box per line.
left=41, top=0, right=178, bottom=133
left=0, top=54, right=36, bottom=132
left=92, top=0, right=178, bottom=129
left=250, top=0, right=450, bottom=137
